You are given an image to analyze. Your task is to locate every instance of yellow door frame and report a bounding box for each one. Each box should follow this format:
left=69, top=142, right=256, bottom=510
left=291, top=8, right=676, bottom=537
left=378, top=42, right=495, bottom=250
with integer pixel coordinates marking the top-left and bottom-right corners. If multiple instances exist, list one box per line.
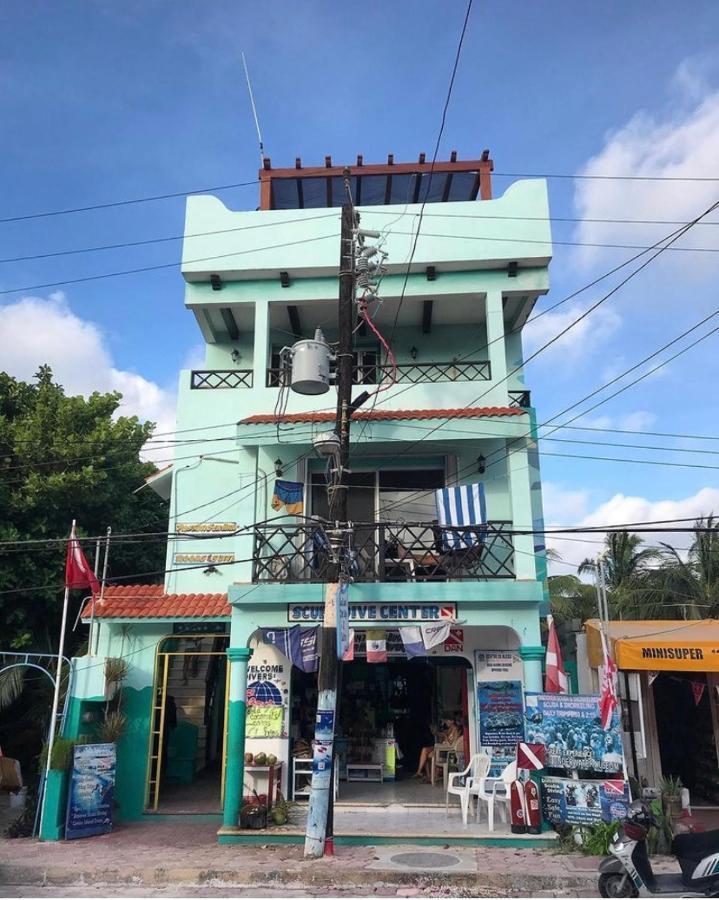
left=145, top=634, right=230, bottom=812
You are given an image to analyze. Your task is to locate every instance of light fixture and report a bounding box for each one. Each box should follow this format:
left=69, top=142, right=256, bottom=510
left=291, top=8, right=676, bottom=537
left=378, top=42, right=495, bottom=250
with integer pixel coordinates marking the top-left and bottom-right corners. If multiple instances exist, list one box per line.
left=477, top=455, right=486, bottom=474
left=210, top=274, right=222, bottom=291
left=274, top=458, right=284, bottom=477
left=230, top=349, right=241, bottom=364
left=203, top=565, right=219, bottom=575
left=410, top=346, right=418, bottom=360
left=280, top=271, right=290, bottom=288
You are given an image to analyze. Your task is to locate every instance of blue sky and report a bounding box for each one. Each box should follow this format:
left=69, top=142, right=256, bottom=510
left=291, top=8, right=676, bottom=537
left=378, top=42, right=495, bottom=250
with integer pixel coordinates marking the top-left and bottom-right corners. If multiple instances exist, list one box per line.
left=2, top=0, right=719, bottom=566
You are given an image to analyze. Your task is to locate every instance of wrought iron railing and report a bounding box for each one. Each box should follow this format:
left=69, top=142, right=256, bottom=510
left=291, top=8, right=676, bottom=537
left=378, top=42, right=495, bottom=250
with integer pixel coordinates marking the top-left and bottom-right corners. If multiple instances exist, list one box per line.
left=508, top=390, right=531, bottom=408
left=191, top=370, right=253, bottom=389
left=267, top=360, right=491, bottom=388
left=252, top=520, right=514, bottom=583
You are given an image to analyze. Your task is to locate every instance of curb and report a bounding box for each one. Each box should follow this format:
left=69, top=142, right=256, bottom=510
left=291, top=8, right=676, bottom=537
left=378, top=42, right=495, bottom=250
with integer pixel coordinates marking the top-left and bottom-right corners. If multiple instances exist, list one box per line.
left=0, top=863, right=598, bottom=894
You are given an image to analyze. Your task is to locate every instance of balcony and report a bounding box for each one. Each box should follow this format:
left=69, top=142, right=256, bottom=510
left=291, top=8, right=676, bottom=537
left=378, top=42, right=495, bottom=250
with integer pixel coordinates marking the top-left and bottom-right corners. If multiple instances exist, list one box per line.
left=252, top=521, right=514, bottom=583
left=191, top=369, right=253, bottom=389
left=508, top=390, right=531, bottom=408
left=266, top=359, right=491, bottom=388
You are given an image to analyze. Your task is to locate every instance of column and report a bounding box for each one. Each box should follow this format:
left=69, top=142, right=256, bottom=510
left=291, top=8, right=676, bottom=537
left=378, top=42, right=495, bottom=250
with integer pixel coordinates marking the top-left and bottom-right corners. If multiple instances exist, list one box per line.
left=507, top=441, right=537, bottom=580
left=520, top=645, right=544, bottom=693
left=223, top=646, right=253, bottom=829
left=485, top=289, right=508, bottom=400
left=253, top=301, right=269, bottom=387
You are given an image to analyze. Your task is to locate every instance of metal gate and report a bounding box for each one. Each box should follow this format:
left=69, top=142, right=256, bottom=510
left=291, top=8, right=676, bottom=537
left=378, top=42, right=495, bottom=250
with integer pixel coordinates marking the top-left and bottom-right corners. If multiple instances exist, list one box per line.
left=145, top=634, right=229, bottom=811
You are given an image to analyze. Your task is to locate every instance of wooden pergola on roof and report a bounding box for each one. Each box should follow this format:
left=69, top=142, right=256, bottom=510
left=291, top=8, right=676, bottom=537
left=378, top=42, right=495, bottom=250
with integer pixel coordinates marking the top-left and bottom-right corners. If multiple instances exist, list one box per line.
left=258, top=151, right=494, bottom=211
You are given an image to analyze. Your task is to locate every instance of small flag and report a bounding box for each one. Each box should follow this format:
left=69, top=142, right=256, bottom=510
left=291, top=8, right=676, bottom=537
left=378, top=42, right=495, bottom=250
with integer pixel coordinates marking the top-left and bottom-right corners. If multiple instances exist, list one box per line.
left=544, top=614, right=569, bottom=694
left=65, top=523, right=100, bottom=594
left=400, top=626, right=426, bottom=658
left=603, top=780, right=627, bottom=797
left=599, top=628, right=618, bottom=731
left=366, top=629, right=387, bottom=663
left=647, top=671, right=659, bottom=687
left=342, top=629, right=355, bottom=662
left=516, top=742, right=545, bottom=771
left=691, top=681, right=706, bottom=706
left=444, top=627, right=464, bottom=652
left=271, top=480, right=304, bottom=515
left=261, top=626, right=319, bottom=673
left=422, top=621, right=452, bottom=650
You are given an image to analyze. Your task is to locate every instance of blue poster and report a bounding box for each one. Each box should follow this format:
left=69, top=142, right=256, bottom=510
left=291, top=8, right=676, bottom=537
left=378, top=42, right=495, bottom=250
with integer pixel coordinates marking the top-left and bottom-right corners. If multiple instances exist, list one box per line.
left=542, top=776, right=631, bottom=826
left=524, top=693, right=623, bottom=774
left=336, top=581, right=350, bottom=660
left=65, top=742, right=116, bottom=839
left=477, top=681, right=525, bottom=746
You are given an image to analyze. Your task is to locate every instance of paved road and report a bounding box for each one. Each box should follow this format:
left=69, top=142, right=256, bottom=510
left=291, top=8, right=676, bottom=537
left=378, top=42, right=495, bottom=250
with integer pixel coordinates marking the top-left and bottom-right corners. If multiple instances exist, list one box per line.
left=0, top=889, right=583, bottom=898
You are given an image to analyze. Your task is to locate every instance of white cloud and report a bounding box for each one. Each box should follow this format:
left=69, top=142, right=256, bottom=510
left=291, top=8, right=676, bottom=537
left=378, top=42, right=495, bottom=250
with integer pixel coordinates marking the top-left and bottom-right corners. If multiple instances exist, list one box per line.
left=523, top=301, right=622, bottom=370
left=0, top=294, right=176, bottom=459
left=543, top=483, right=719, bottom=573
left=574, top=58, right=719, bottom=275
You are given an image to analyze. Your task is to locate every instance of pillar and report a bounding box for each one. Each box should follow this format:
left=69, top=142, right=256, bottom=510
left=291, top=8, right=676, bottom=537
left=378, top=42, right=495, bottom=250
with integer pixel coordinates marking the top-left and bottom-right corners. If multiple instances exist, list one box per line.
left=253, top=301, right=269, bottom=387
left=520, top=645, right=544, bottom=693
left=485, top=289, right=508, bottom=398
left=507, top=441, right=537, bottom=580
left=223, top=646, right=253, bottom=828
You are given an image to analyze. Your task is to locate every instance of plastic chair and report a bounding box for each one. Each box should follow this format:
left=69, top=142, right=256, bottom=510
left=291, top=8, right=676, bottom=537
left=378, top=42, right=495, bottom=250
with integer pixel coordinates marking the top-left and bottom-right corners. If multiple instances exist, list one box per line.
left=430, top=743, right=452, bottom=786
left=473, top=760, right=516, bottom=830
left=445, top=753, right=491, bottom=825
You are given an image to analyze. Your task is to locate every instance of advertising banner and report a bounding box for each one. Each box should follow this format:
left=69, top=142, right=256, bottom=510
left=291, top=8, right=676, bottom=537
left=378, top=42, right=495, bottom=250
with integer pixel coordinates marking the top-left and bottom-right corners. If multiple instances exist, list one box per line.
left=477, top=681, right=525, bottom=747
left=288, top=602, right=456, bottom=623
left=65, top=743, right=116, bottom=840
left=542, top=776, right=631, bottom=826
left=524, top=693, right=623, bottom=774
left=336, top=582, right=350, bottom=660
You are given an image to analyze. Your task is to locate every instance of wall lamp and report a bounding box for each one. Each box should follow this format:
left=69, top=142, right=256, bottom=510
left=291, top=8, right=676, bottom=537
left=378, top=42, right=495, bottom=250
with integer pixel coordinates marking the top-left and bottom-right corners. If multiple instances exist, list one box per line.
left=410, top=346, right=418, bottom=360
left=274, top=458, right=284, bottom=476
left=477, top=455, right=486, bottom=474
left=210, top=274, right=223, bottom=291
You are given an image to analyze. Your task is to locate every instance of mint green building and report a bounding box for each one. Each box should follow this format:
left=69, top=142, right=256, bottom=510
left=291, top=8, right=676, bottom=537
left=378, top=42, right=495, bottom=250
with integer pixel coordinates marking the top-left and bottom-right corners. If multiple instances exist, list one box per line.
left=51, top=155, right=553, bottom=843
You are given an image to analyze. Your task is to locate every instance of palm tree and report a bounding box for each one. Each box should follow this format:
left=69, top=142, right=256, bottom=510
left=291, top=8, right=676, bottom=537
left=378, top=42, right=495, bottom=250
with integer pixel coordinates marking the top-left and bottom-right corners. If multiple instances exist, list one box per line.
left=578, top=531, right=661, bottom=619
left=657, top=516, right=719, bottom=620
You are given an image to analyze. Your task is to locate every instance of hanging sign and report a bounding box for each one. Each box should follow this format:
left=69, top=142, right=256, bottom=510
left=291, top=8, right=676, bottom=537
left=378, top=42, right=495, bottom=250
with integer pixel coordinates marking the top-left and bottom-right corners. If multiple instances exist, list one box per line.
left=475, top=651, right=524, bottom=680
left=288, top=602, right=456, bottom=623
left=336, top=582, right=350, bottom=660
left=524, top=693, right=623, bottom=774
left=65, top=743, right=116, bottom=840
left=542, top=776, right=630, bottom=826
left=477, top=681, right=525, bottom=746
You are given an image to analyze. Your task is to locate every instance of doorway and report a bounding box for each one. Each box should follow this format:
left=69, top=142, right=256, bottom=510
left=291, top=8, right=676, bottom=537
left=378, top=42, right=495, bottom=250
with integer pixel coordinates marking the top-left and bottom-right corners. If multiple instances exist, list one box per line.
left=146, top=633, right=229, bottom=813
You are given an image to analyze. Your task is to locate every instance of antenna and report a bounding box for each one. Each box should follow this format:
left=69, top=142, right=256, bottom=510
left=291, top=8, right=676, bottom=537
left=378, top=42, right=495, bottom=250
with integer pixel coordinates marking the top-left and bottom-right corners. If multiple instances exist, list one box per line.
left=241, top=51, right=265, bottom=164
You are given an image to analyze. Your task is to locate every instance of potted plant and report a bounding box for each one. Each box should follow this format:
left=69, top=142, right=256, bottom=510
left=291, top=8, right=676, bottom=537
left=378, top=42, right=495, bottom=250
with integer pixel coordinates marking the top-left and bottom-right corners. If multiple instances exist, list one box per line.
left=240, top=791, right=267, bottom=829
left=661, top=775, right=683, bottom=820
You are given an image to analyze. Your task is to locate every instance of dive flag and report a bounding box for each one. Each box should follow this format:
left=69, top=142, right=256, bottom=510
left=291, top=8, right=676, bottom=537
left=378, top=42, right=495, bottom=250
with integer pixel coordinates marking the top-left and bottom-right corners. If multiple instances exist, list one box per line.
left=421, top=621, right=452, bottom=650
left=516, top=742, right=546, bottom=771
left=366, top=629, right=387, bottom=663
left=342, top=629, right=355, bottom=662
left=599, top=628, right=618, bottom=731
left=400, top=626, right=426, bottom=658
left=544, top=615, right=569, bottom=694
left=65, top=523, right=100, bottom=595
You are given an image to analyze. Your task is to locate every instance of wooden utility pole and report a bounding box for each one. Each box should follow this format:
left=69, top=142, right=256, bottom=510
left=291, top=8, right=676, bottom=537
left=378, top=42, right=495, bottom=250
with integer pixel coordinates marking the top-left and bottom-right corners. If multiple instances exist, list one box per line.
left=304, top=176, right=355, bottom=859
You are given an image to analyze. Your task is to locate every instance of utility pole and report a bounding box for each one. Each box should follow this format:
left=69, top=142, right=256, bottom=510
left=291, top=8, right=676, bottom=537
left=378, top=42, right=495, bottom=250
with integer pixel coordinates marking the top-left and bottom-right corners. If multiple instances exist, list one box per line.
left=304, top=172, right=355, bottom=859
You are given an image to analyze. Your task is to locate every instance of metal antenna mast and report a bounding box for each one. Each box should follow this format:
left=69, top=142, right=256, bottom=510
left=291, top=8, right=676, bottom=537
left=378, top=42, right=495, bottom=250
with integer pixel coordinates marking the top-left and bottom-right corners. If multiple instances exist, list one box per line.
left=241, top=51, right=265, bottom=163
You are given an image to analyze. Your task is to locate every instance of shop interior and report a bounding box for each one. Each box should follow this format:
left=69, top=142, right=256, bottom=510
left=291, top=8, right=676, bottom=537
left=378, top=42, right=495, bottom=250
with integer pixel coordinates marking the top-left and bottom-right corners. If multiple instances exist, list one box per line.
left=291, top=633, right=471, bottom=805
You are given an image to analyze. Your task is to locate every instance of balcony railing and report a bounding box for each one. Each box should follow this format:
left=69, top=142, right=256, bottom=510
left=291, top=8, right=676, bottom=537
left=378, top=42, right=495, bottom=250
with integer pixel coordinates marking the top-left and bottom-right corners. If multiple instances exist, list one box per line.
left=191, top=369, right=253, bottom=389
left=266, top=360, right=491, bottom=388
left=508, top=390, right=531, bottom=408
left=252, top=521, right=514, bottom=583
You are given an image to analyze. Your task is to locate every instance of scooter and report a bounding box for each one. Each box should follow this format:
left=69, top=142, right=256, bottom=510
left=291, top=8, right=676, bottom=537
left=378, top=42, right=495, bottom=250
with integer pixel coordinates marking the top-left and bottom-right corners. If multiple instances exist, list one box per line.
left=599, top=801, right=719, bottom=897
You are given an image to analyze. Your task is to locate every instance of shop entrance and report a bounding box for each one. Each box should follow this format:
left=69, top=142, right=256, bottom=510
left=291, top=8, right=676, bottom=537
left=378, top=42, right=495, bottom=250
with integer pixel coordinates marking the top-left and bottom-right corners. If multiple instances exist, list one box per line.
left=146, top=633, right=229, bottom=813
left=290, top=634, right=471, bottom=806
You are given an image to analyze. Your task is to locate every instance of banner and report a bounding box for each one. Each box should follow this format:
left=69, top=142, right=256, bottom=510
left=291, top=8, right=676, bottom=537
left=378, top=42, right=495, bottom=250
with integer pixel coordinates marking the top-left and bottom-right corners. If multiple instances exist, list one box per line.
left=542, top=776, right=631, bottom=826
left=65, top=743, right=116, bottom=840
left=524, top=693, right=623, bottom=774
left=336, top=582, right=350, bottom=660
left=477, top=681, right=525, bottom=747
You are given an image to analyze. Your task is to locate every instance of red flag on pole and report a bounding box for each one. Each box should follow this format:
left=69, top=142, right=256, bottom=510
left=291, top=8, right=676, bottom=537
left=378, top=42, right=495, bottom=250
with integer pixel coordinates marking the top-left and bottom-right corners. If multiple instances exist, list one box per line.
left=599, top=628, right=618, bottom=730
left=65, top=523, right=100, bottom=595
left=544, top=615, right=569, bottom=693
left=691, top=681, right=706, bottom=706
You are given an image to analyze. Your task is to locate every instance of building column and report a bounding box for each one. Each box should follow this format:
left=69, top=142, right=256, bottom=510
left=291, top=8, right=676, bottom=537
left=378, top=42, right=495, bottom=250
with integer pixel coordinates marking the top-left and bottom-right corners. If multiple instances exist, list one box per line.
left=223, top=646, right=253, bottom=828
left=253, top=301, right=269, bottom=387
left=507, top=441, right=537, bottom=580
left=520, top=645, right=545, bottom=693
left=485, top=289, right=508, bottom=401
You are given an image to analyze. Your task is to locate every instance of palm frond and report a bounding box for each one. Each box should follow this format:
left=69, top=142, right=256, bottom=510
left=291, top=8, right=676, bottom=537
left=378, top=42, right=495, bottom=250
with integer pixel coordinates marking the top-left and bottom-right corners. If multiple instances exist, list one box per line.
left=0, top=667, right=26, bottom=710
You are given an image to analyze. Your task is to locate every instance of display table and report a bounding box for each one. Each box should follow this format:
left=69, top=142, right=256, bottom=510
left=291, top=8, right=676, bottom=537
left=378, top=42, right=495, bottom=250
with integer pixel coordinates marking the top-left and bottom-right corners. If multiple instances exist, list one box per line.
left=346, top=763, right=383, bottom=782
left=244, top=763, right=282, bottom=811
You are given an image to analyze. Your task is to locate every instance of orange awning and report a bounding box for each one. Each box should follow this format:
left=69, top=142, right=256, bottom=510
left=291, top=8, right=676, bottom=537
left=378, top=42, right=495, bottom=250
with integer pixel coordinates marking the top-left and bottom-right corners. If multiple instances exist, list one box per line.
left=585, top=619, right=719, bottom=673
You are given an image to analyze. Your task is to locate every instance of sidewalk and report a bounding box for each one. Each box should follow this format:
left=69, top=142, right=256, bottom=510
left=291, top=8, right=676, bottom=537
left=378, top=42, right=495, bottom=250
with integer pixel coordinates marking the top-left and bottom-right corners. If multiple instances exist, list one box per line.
left=0, top=819, right=607, bottom=896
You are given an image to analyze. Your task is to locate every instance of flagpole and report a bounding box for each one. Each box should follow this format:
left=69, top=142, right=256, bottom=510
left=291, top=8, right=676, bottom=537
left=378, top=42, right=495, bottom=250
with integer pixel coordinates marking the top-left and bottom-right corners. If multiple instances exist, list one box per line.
left=39, top=519, right=75, bottom=837
left=89, top=526, right=111, bottom=657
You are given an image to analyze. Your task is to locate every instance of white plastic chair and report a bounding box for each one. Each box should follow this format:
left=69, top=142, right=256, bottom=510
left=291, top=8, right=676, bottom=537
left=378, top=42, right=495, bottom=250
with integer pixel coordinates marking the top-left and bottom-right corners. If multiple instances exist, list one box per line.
left=445, top=753, right=491, bottom=825
left=472, top=760, right=516, bottom=831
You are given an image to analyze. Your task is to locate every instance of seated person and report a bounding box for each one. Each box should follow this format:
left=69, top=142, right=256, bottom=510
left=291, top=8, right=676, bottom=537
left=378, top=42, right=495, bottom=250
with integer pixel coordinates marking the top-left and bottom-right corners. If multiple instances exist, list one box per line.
left=413, top=718, right=463, bottom=782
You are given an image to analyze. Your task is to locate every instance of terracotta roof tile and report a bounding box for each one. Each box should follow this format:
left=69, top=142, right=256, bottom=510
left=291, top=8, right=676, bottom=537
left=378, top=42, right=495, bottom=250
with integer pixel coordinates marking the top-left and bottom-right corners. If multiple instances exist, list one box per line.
left=240, top=406, right=525, bottom=425
left=81, top=584, right=230, bottom=620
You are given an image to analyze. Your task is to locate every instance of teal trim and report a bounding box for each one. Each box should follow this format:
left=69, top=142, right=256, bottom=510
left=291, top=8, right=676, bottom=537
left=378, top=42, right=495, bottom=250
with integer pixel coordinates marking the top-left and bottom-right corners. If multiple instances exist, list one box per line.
left=115, top=685, right=154, bottom=821
left=143, top=813, right=223, bottom=823
left=39, top=769, right=69, bottom=841
left=227, top=647, right=253, bottom=662
left=223, top=646, right=253, bottom=828
left=217, top=831, right=557, bottom=849
left=519, top=645, right=545, bottom=661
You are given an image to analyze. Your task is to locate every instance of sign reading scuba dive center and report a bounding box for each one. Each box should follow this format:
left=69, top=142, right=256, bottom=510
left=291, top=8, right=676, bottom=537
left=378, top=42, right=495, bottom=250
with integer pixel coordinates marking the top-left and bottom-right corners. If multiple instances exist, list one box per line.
left=288, top=602, right=457, bottom=623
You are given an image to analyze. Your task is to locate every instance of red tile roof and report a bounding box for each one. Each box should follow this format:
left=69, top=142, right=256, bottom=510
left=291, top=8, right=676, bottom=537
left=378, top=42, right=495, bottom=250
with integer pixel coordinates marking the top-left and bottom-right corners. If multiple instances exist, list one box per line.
left=81, top=584, right=230, bottom=620
left=240, top=406, right=525, bottom=425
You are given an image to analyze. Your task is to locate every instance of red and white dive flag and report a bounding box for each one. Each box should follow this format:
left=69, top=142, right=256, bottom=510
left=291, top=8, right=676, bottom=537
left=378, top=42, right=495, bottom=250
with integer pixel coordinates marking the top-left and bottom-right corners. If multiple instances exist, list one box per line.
left=65, top=523, right=100, bottom=595
left=544, top=615, right=569, bottom=693
left=366, top=629, right=387, bottom=664
left=599, top=628, right=618, bottom=730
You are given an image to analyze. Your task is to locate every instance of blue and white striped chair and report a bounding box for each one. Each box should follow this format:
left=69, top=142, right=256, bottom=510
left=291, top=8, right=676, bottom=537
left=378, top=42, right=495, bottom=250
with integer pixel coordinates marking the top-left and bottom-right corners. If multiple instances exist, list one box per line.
left=434, top=483, right=487, bottom=574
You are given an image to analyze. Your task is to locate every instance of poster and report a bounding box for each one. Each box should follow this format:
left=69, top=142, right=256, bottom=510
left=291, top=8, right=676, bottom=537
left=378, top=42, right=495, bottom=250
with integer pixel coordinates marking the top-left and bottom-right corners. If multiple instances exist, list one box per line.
left=477, top=681, right=525, bottom=746
left=246, top=659, right=288, bottom=738
left=336, top=581, right=350, bottom=660
left=524, top=693, right=623, bottom=774
left=475, top=651, right=524, bottom=681
left=65, top=743, right=116, bottom=840
left=246, top=706, right=284, bottom=738
left=542, top=776, right=631, bottom=826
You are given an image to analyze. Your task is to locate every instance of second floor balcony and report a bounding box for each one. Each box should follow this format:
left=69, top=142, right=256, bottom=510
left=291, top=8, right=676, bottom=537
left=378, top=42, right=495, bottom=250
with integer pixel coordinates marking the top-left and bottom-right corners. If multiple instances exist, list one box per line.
left=252, top=520, right=515, bottom=584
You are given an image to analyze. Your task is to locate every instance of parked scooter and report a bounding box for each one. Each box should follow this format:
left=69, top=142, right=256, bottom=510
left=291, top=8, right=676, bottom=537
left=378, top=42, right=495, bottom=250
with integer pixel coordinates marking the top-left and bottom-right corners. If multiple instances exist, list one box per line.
left=599, top=801, right=719, bottom=897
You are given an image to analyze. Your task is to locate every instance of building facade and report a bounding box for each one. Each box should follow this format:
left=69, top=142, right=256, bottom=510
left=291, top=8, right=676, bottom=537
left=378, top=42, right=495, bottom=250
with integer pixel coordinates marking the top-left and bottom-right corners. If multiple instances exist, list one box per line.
left=51, top=156, right=554, bottom=842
